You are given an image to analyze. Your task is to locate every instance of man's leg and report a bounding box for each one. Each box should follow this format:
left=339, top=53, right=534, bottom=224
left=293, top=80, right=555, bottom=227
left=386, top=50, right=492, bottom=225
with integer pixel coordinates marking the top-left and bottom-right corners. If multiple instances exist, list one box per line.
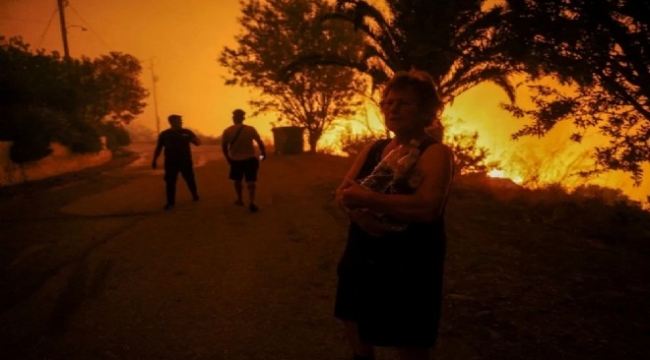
left=180, top=164, right=199, bottom=201
left=164, top=165, right=179, bottom=209
left=234, top=180, right=244, bottom=205
left=244, top=158, right=260, bottom=212
left=230, top=161, right=244, bottom=205
left=246, top=181, right=258, bottom=212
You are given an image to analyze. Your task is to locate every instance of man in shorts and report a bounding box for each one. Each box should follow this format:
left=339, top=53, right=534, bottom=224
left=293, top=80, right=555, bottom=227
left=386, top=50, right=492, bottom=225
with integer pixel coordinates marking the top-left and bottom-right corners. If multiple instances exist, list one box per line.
left=221, top=109, right=266, bottom=212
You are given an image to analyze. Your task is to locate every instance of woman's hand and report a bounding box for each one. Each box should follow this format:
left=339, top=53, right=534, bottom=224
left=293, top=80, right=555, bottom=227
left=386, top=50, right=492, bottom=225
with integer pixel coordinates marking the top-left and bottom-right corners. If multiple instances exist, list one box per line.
left=334, top=178, right=354, bottom=216
left=338, top=179, right=372, bottom=209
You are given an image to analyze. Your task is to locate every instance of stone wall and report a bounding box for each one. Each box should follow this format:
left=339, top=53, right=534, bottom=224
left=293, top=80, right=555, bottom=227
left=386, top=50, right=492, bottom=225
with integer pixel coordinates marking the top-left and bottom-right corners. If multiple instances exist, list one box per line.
left=0, top=141, right=112, bottom=186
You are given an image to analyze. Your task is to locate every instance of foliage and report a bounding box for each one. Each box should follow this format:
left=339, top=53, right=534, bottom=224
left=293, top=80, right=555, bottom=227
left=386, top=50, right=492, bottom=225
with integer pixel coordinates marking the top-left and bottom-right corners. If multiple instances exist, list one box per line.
left=81, top=52, right=148, bottom=126
left=9, top=134, right=52, bottom=164
left=445, top=131, right=496, bottom=176
left=2, top=107, right=65, bottom=163
left=99, top=122, right=131, bottom=151
left=337, top=124, right=384, bottom=157
left=0, top=36, right=148, bottom=162
left=283, top=0, right=521, bottom=104
left=456, top=174, right=650, bottom=244
left=283, top=0, right=649, bottom=183
left=6, top=108, right=54, bottom=163
left=219, top=0, right=368, bottom=152
left=523, top=185, right=649, bottom=243
left=502, top=0, right=650, bottom=184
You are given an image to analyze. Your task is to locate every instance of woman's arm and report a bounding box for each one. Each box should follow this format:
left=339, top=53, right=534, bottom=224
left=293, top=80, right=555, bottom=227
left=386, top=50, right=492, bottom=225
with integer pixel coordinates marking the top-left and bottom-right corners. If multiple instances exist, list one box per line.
left=340, top=143, right=454, bottom=222
left=334, top=142, right=374, bottom=214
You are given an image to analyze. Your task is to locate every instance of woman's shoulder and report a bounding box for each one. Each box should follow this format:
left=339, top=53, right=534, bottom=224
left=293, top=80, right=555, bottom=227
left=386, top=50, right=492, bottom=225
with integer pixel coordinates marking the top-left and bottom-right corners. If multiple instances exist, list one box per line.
left=422, top=141, right=453, bottom=156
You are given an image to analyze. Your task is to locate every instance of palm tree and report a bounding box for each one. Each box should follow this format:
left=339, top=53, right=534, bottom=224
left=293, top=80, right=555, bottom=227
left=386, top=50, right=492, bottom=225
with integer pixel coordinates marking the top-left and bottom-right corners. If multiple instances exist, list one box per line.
left=283, top=0, right=520, bottom=107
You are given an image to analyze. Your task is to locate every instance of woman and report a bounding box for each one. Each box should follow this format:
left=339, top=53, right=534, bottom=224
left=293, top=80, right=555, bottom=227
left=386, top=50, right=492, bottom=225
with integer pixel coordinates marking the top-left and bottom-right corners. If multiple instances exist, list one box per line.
left=334, top=70, right=455, bottom=360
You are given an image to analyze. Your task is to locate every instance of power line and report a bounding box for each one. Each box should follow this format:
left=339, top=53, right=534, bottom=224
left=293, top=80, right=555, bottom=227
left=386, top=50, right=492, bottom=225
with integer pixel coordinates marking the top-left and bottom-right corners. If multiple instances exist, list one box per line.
left=36, top=6, right=58, bottom=48
left=67, top=1, right=111, bottom=51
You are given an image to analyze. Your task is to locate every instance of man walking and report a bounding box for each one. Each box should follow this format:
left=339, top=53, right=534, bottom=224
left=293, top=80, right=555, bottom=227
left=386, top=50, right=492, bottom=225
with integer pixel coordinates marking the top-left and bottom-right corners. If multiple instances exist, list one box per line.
left=152, top=114, right=201, bottom=210
left=221, top=109, right=266, bottom=212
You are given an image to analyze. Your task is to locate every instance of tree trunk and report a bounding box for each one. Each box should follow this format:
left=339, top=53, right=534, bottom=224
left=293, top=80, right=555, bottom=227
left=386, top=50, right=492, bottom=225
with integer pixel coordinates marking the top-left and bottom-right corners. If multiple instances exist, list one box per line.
left=307, top=130, right=320, bottom=153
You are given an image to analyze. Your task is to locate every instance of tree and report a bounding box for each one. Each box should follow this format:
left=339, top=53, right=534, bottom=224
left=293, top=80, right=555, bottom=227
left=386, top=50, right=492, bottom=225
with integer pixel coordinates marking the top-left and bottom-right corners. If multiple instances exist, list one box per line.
left=219, top=0, right=368, bottom=152
left=0, top=36, right=148, bottom=161
left=283, top=0, right=520, bottom=107
left=284, top=0, right=649, bottom=184
left=86, top=52, right=148, bottom=126
left=502, top=0, right=650, bottom=184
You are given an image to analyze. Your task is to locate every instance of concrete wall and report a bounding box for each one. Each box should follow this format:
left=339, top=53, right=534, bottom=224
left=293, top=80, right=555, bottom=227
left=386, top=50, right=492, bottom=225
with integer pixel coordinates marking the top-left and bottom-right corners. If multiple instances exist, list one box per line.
left=0, top=140, right=112, bottom=186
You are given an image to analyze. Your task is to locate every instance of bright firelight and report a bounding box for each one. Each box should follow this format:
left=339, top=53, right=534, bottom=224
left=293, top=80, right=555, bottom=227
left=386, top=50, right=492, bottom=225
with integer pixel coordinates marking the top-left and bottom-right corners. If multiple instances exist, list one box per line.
left=488, top=169, right=505, bottom=178
left=488, top=169, right=524, bottom=184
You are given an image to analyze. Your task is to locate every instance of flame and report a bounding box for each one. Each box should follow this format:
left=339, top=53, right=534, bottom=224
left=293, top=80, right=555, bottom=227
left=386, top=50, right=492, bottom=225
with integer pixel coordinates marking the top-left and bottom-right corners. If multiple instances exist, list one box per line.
left=488, top=169, right=505, bottom=178
left=488, top=169, right=524, bottom=184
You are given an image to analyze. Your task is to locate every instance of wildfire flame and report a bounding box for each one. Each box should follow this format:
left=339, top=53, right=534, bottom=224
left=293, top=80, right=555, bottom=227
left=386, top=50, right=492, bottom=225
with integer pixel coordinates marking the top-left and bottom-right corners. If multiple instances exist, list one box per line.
left=488, top=169, right=524, bottom=185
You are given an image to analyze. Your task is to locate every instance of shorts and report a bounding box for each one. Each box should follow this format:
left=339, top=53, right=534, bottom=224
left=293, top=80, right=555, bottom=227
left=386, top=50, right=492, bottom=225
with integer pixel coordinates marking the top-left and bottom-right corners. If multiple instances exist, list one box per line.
left=229, top=157, right=259, bottom=182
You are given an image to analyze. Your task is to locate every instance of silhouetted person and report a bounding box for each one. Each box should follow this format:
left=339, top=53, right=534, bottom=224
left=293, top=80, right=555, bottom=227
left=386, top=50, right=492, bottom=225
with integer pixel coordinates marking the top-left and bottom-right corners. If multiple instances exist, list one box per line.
left=152, top=114, right=200, bottom=210
left=334, top=70, right=454, bottom=360
left=221, top=109, right=266, bottom=212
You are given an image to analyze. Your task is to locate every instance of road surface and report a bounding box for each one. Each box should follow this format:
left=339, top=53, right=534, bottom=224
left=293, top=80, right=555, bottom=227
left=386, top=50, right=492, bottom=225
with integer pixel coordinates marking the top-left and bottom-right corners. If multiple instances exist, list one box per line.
left=0, top=145, right=358, bottom=360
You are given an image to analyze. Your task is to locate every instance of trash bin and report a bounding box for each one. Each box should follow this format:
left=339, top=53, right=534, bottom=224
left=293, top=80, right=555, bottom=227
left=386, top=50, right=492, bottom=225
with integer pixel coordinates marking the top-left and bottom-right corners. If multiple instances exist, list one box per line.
left=272, top=126, right=304, bottom=155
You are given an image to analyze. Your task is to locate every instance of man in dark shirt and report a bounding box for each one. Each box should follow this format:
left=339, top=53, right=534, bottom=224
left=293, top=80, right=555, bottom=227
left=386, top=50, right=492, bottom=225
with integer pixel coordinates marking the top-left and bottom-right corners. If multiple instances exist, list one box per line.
left=152, top=114, right=201, bottom=210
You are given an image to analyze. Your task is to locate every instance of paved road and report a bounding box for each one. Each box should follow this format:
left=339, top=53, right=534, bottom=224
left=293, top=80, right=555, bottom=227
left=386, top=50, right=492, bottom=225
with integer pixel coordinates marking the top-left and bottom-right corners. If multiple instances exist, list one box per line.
left=0, top=146, right=357, bottom=360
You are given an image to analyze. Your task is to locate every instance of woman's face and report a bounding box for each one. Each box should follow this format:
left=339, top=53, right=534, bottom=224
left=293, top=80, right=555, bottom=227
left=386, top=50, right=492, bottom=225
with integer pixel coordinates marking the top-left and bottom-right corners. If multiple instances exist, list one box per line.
left=381, top=88, right=426, bottom=135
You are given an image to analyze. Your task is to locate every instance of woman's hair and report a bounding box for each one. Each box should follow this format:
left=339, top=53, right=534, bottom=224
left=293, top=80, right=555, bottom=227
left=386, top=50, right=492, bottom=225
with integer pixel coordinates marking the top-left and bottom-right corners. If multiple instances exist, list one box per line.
left=381, top=69, right=442, bottom=125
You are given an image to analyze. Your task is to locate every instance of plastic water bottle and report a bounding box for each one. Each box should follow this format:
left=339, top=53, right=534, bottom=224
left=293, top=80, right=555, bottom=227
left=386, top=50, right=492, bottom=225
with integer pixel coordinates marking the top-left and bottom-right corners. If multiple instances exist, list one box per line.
left=392, top=140, right=421, bottom=181
left=359, top=145, right=403, bottom=193
left=382, top=139, right=422, bottom=231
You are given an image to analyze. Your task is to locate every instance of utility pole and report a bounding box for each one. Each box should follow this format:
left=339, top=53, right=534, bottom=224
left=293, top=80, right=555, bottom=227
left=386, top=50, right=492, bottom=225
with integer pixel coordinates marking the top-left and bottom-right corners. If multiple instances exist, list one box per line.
left=150, top=58, right=161, bottom=135
left=56, top=0, right=70, bottom=60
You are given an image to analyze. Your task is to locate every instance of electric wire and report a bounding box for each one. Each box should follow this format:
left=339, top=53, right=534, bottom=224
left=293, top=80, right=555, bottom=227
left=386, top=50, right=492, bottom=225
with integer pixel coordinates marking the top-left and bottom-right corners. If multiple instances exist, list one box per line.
left=67, top=1, right=111, bottom=51
left=36, top=6, right=58, bottom=48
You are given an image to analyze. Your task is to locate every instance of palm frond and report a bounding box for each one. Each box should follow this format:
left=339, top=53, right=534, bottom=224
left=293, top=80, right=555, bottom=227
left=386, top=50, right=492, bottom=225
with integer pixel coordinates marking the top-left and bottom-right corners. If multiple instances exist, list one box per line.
left=279, top=53, right=368, bottom=81
left=443, top=66, right=515, bottom=103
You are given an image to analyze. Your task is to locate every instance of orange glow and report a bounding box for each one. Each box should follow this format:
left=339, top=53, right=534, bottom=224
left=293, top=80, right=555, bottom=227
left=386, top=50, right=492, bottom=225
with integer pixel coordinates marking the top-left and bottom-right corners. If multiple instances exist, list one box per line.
left=1, top=0, right=647, bottom=206
left=0, top=0, right=270, bottom=137
left=488, top=169, right=524, bottom=185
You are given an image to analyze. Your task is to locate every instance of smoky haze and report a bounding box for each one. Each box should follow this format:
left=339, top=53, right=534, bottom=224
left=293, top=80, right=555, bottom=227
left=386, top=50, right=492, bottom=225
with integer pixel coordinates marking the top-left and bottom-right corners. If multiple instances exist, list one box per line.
left=0, top=0, right=647, bottom=204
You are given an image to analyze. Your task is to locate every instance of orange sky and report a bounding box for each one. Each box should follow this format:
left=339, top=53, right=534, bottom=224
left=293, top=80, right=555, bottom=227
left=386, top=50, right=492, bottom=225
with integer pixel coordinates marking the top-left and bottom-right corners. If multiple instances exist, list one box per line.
left=1, top=0, right=648, bottom=204
left=0, top=0, right=256, bottom=136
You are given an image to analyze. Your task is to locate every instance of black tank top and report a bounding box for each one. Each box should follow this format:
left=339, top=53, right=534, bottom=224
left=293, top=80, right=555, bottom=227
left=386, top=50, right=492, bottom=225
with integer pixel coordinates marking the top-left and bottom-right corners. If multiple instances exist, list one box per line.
left=347, top=136, right=448, bottom=267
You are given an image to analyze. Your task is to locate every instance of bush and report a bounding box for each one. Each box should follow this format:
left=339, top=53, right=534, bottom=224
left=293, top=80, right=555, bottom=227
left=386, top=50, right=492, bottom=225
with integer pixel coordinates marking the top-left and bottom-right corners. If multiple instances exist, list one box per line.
left=54, top=120, right=103, bottom=154
left=5, top=107, right=59, bottom=163
left=9, top=133, right=52, bottom=163
left=100, top=122, right=131, bottom=151
left=338, top=126, right=385, bottom=157
left=68, top=131, right=103, bottom=154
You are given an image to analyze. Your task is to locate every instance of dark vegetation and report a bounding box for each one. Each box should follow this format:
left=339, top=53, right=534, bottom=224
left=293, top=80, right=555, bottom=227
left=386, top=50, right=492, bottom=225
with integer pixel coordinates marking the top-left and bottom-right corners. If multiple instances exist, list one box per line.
left=0, top=36, right=147, bottom=163
left=438, top=172, right=650, bottom=359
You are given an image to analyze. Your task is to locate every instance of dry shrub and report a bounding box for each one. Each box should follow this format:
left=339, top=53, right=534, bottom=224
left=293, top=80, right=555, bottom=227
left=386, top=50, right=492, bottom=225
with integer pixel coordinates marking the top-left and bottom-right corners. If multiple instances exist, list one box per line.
left=452, top=175, right=650, bottom=247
